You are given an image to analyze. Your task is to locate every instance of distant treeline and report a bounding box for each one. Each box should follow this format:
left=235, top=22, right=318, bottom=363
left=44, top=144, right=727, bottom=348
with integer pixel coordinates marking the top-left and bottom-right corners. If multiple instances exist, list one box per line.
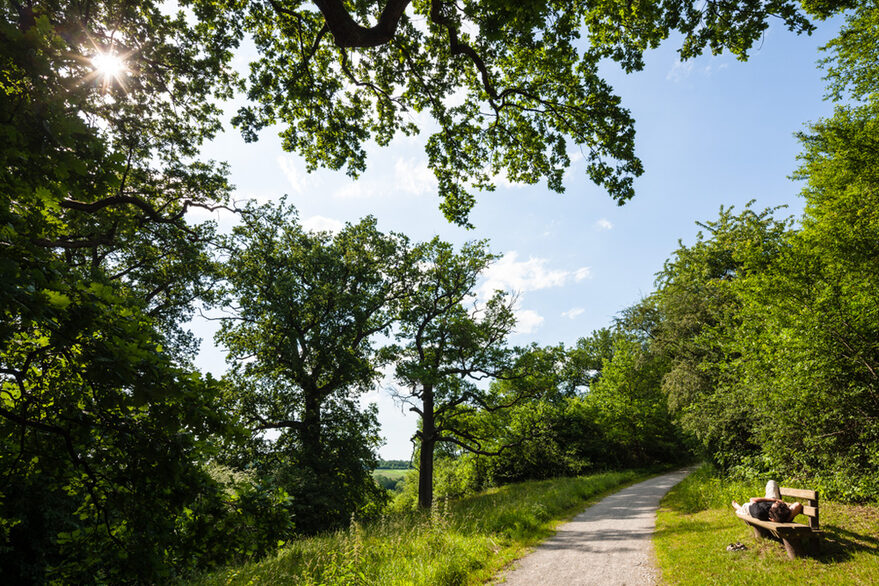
left=377, top=459, right=412, bottom=469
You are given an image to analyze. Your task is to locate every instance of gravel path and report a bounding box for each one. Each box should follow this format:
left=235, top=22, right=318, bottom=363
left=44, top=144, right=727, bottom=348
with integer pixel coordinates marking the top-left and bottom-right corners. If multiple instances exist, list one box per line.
left=497, top=468, right=693, bottom=586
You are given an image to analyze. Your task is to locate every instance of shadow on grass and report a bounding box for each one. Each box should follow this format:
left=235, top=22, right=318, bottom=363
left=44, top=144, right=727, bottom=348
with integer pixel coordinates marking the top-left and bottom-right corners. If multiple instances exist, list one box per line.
left=811, top=526, right=879, bottom=564
left=731, top=524, right=879, bottom=564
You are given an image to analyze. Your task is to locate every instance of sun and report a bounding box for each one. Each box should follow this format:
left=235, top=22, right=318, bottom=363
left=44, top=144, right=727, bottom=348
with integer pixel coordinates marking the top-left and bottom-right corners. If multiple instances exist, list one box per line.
left=92, top=52, right=125, bottom=78
left=91, top=51, right=127, bottom=90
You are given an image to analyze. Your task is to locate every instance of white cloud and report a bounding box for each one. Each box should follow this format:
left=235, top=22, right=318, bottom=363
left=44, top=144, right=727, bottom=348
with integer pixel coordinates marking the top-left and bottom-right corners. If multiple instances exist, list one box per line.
left=595, top=218, right=613, bottom=231
left=443, top=87, right=469, bottom=109
left=574, top=267, right=592, bottom=281
left=480, top=251, right=591, bottom=297
left=668, top=57, right=729, bottom=82
left=302, top=215, right=344, bottom=234
left=563, top=150, right=585, bottom=181
left=333, top=181, right=375, bottom=199
left=277, top=156, right=306, bottom=193
left=394, top=157, right=436, bottom=195
left=562, top=307, right=585, bottom=320
left=481, top=252, right=566, bottom=295
left=667, top=59, right=694, bottom=82
left=704, top=59, right=730, bottom=77
left=513, top=308, right=544, bottom=334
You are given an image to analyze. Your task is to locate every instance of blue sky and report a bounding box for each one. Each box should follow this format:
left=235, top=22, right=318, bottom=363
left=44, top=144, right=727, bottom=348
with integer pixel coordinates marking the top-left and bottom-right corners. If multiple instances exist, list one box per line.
left=190, top=17, right=843, bottom=460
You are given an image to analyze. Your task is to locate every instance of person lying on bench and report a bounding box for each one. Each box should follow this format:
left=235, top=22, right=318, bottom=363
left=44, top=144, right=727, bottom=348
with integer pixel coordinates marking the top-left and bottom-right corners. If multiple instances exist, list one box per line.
left=732, top=479, right=804, bottom=522
left=732, top=497, right=802, bottom=522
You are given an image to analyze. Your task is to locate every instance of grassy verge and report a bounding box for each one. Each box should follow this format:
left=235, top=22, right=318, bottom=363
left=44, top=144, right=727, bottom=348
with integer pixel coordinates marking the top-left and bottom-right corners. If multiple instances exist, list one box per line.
left=190, top=469, right=659, bottom=585
left=654, top=465, right=879, bottom=585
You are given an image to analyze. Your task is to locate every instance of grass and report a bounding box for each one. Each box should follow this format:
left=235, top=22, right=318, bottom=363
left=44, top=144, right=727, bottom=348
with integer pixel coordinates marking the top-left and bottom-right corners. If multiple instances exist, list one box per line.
left=654, top=465, right=879, bottom=585
left=372, top=468, right=409, bottom=481
left=189, top=469, right=658, bottom=585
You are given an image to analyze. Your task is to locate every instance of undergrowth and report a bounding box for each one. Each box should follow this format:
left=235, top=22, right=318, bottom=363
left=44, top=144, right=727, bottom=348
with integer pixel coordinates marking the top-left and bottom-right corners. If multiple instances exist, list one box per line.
left=190, top=469, right=655, bottom=585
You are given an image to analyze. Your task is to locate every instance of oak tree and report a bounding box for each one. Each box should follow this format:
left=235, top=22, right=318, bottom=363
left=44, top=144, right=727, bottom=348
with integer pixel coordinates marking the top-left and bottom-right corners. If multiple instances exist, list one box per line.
left=216, top=203, right=414, bottom=530
left=387, top=238, right=516, bottom=508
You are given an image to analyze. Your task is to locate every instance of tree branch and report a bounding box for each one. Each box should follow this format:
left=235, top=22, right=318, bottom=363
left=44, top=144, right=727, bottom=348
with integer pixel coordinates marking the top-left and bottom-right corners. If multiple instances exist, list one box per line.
left=436, top=433, right=503, bottom=456
left=313, top=0, right=412, bottom=48
left=428, top=0, right=501, bottom=112
left=61, top=195, right=169, bottom=219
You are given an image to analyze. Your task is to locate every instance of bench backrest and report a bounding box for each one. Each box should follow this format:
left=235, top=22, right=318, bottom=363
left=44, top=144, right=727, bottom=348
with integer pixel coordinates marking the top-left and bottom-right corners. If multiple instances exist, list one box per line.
left=780, top=487, right=819, bottom=530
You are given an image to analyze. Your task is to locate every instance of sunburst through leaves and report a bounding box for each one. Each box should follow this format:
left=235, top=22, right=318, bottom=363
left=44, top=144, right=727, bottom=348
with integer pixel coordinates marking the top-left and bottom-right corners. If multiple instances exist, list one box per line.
left=90, top=51, right=127, bottom=92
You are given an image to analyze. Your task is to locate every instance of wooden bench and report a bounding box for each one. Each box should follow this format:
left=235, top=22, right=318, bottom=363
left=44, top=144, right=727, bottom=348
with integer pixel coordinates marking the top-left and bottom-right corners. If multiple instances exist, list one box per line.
left=735, top=487, right=822, bottom=559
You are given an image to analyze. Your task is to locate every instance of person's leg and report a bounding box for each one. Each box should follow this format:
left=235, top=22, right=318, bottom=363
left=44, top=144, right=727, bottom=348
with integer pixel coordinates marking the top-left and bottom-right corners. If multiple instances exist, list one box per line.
left=765, top=480, right=781, bottom=499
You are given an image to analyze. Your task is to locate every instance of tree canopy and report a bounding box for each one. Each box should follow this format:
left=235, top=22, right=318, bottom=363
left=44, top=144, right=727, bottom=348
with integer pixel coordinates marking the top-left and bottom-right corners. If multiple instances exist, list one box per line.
left=216, top=203, right=413, bottom=530
left=1, top=1, right=245, bottom=580
left=637, top=0, right=879, bottom=498
left=194, top=0, right=851, bottom=225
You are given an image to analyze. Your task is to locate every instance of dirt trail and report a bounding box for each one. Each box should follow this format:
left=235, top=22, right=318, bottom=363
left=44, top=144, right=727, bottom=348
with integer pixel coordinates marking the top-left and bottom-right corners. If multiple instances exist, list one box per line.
left=497, top=467, right=693, bottom=585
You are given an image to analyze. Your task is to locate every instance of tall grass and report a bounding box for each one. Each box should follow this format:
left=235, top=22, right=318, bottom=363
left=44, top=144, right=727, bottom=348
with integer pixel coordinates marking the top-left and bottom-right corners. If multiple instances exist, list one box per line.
left=655, top=464, right=879, bottom=585
left=190, top=470, right=650, bottom=585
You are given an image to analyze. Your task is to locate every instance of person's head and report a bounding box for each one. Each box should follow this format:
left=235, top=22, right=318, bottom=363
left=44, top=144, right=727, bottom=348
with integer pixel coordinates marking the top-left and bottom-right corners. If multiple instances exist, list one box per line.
left=769, top=501, right=791, bottom=522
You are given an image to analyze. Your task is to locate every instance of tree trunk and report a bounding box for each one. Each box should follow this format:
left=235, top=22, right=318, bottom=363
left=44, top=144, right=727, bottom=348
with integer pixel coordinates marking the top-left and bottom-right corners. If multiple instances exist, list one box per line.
left=418, top=384, right=435, bottom=510
left=302, top=388, right=322, bottom=464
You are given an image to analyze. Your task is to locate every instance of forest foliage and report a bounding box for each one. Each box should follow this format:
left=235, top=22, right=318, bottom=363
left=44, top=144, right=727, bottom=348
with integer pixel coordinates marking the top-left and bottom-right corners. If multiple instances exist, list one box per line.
left=1, top=0, right=875, bottom=582
left=642, top=2, right=879, bottom=497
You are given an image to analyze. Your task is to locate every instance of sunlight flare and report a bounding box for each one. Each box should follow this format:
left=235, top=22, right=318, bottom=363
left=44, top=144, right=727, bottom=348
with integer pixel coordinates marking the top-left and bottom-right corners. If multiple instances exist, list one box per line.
left=90, top=51, right=127, bottom=91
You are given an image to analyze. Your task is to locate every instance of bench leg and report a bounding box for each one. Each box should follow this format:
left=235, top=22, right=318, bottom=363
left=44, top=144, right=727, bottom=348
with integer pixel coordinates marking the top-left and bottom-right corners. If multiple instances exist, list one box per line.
left=751, top=525, right=771, bottom=540
left=782, top=538, right=801, bottom=560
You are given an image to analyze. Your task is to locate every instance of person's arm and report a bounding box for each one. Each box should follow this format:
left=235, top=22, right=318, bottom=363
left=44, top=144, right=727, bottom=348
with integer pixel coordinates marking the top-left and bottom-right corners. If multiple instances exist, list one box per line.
left=749, top=497, right=781, bottom=503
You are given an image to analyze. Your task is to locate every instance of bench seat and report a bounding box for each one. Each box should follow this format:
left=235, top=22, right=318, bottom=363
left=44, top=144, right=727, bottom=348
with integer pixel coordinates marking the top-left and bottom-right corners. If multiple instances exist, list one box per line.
left=740, top=517, right=816, bottom=537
